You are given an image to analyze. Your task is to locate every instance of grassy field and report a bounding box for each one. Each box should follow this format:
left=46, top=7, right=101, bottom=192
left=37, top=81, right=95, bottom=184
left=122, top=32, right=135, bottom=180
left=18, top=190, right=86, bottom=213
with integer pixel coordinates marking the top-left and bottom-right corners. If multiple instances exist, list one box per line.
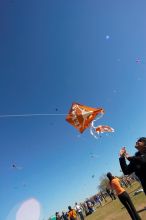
left=86, top=182, right=146, bottom=220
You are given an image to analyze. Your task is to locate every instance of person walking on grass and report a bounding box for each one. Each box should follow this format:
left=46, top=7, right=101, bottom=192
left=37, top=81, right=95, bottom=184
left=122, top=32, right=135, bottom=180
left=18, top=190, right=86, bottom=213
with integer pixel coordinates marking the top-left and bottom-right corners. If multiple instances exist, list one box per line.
left=107, top=172, right=141, bottom=220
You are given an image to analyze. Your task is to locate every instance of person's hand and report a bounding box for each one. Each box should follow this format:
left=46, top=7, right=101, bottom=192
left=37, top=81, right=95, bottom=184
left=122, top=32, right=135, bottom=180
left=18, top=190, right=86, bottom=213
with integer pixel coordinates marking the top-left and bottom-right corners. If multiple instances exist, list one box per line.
left=124, top=152, right=131, bottom=159
left=119, top=146, right=126, bottom=157
left=119, top=147, right=131, bottom=159
left=125, top=152, right=130, bottom=158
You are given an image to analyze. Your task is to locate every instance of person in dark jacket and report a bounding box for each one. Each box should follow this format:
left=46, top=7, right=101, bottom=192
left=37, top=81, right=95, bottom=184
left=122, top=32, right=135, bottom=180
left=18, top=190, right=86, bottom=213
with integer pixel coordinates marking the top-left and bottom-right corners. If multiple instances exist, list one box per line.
left=119, top=137, right=146, bottom=194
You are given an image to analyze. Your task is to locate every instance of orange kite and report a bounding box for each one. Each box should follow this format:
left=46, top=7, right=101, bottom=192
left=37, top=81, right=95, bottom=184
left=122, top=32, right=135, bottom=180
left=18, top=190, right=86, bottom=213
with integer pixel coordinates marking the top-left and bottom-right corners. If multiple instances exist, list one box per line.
left=66, top=102, right=104, bottom=133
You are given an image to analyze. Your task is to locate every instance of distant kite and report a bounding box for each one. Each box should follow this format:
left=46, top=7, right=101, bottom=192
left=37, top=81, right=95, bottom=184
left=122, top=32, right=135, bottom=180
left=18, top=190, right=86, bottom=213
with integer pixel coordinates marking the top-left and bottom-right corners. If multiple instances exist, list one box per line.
left=11, top=164, right=23, bottom=170
left=136, top=58, right=141, bottom=64
left=90, top=153, right=98, bottom=159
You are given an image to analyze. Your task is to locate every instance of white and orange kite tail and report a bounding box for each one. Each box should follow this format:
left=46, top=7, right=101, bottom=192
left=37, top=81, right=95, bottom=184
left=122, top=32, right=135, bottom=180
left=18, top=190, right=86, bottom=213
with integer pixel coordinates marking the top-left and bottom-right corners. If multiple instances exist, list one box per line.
left=66, top=102, right=105, bottom=133
left=95, top=125, right=115, bottom=134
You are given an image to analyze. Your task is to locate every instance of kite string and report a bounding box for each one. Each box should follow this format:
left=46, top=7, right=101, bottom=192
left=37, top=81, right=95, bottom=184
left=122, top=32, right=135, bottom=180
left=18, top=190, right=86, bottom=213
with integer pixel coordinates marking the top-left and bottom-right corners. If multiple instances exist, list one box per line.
left=0, top=113, right=67, bottom=118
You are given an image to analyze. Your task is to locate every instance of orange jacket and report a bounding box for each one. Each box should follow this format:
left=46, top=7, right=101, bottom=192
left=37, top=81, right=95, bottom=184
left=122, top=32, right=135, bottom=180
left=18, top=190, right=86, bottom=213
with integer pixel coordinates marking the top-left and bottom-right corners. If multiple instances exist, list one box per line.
left=68, top=209, right=77, bottom=220
left=111, top=177, right=125, bottom=195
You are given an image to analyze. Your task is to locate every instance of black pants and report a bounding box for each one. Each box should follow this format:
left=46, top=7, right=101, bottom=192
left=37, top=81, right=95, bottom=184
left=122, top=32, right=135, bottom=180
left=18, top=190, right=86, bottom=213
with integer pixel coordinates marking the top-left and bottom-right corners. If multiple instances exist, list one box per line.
left=118, top=191, right=141, bottom=220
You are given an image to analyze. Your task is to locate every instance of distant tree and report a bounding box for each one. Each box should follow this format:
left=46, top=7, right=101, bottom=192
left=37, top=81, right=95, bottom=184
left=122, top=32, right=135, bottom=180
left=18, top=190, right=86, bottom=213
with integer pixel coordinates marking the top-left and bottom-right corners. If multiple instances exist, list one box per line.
left=98, top=174, right=109, bottom=191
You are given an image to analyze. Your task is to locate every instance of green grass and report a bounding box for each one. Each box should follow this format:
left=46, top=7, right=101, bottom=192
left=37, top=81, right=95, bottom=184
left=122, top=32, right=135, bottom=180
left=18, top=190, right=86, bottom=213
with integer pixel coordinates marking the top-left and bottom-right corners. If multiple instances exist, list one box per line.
left=85, top=182, right=146, bottom=220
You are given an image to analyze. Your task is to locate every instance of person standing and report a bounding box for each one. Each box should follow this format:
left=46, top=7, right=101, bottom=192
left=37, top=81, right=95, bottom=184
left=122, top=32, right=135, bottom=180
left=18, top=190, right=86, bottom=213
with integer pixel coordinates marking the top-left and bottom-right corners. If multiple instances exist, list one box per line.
left=61, top=211, right=68, bottom=220
left=119, top=137, right=146, bottom=194
left=86, top=201, right=94, bottom=214
left=56, top=212, right=61, bottom=220
left=68, top=206, right=77, bottom=220
left=74, top=202, right=84, bottom=220
left=107, top=172, right=141, bottom=220
left=100, top=191, right=107, bottom=202
left=95, top=195, right=102, bottom=206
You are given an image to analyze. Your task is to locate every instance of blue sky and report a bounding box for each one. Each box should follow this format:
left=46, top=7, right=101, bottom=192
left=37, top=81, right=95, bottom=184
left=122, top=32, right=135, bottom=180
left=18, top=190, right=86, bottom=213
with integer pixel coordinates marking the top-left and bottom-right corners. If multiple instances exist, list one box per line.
left=0, top=0, right=146, bottom=219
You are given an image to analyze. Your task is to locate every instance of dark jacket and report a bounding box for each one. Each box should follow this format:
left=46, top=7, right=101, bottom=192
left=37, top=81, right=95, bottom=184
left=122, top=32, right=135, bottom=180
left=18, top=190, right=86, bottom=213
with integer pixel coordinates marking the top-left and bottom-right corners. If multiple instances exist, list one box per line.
left=119, top=151, right=146, bottom=194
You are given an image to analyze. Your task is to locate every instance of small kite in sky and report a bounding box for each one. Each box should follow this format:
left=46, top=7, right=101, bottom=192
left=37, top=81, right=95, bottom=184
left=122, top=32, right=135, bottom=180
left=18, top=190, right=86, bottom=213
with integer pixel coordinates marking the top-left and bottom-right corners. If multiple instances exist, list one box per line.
left=12, top=164, right=17, bottom=168
left=11, top=164, right=23, bottom=170
left=66, top=102, right=104, bottom=133
left=136, top=58, right=141, bottom=64
left=92, top=175, right=95, bottom=178
left=90, top=153, right=98, bottom=159
left=22, top=183, right=27, bottom=188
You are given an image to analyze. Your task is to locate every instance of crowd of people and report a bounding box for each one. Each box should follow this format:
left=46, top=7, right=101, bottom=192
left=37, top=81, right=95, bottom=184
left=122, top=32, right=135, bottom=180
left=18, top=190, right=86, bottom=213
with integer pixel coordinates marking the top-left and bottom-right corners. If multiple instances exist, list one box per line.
left=54, top=202, right=87, bottom=220
left=52, top=196, right=108, bottom=220
left=51, top=179, right=133, bottom=220
left=50, top=137, right=146, bottom=220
